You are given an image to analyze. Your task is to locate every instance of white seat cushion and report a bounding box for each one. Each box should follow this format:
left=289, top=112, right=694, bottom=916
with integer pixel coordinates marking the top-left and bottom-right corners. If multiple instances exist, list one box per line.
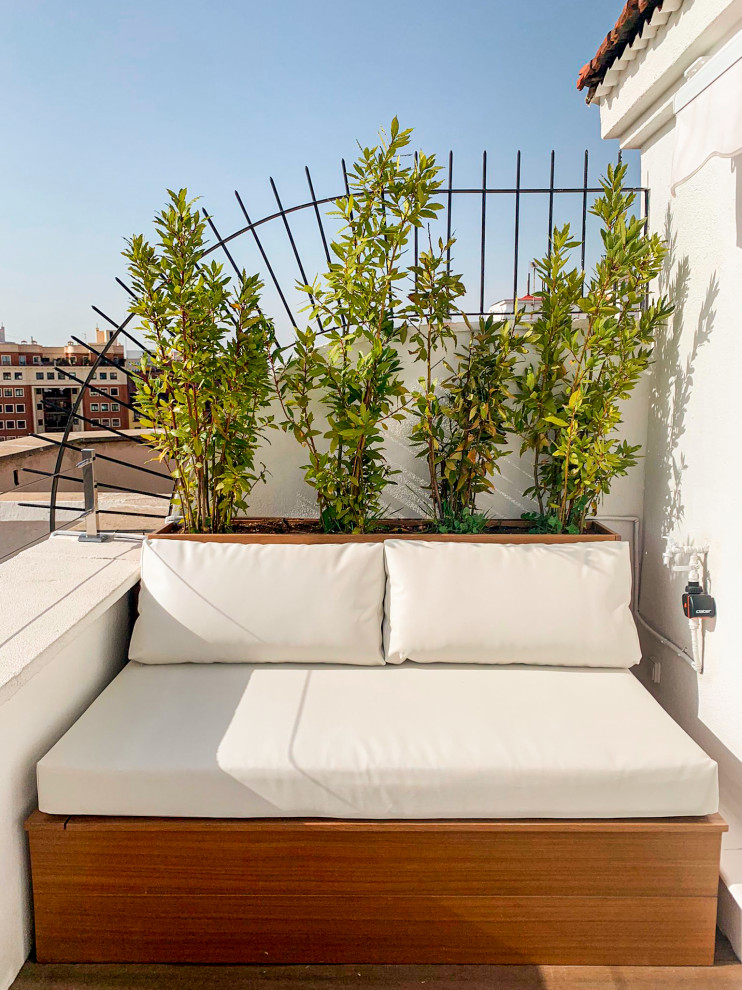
left=384, top=540, right=641, bottom=667
left=129, top=539, right=386, bottom=665
left=37, top=661, right=718, bottom=819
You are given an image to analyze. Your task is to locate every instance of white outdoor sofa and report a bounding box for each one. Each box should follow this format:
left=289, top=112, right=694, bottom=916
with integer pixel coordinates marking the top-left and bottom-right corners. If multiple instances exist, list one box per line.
left=26, top=535, right=725, bottom=967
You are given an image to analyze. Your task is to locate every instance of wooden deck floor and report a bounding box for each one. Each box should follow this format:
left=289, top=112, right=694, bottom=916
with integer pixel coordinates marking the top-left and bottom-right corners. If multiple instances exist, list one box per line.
left=11, top=932, right=742, bottom=990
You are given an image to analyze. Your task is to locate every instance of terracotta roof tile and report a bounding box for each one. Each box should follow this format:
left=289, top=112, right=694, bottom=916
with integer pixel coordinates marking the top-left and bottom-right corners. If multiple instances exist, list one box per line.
left=577, top=0, right=665, bottom=100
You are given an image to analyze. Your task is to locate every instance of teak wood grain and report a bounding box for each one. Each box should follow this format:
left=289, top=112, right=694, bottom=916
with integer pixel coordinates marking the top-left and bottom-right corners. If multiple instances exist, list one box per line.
left=150, top=517, right=620, bottom=544
left=26, top=812, right=726, bottom=967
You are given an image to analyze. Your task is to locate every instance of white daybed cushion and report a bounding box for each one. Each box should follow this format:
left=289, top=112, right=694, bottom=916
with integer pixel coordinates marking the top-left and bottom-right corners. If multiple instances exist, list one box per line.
left=384, top=540, right=641, bottom=667
left=129, top=539, right=386, bottom=665
left=37, top=661, right=718, bottom=819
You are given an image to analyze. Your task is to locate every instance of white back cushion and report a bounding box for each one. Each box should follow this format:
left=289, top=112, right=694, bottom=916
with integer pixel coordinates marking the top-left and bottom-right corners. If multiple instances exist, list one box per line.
left=384, top=540, right=640, bottom=668
left=129, top=539, right=386, bottom=665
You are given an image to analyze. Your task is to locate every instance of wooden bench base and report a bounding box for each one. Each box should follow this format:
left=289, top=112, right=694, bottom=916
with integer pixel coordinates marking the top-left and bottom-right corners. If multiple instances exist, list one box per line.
left=26, top=811, right=727, bottom=966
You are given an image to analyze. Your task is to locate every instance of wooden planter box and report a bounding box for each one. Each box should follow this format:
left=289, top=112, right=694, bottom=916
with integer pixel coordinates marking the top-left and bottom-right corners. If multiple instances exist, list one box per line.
left=153, top=516, right=621, bottom=544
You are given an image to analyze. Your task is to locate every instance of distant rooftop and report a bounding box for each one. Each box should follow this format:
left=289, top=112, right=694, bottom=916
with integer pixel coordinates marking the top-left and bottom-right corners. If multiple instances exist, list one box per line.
left=577, top=0, right=667, bottom=100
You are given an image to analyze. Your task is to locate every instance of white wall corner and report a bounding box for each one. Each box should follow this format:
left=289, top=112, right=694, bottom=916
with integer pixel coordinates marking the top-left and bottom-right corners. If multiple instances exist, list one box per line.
left=719, top=848, right=742, bottom=959
left=595, top=0, right=742, bottom=146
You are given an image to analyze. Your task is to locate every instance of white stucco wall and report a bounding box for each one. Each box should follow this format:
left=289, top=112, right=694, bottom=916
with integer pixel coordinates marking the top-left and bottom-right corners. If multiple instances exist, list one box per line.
left=0, top=537, right=140, bottom=990
left=593, top=0, right=742, bottom=956
left=246, top=331, right=650, bottom=523
left=638, top=124, right=742, bottom=792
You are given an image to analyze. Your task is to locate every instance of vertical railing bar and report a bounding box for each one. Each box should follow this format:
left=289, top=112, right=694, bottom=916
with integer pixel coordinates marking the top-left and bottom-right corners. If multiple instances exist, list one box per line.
left=202, top=209, right=242, bottom=278
left=234, top=189, right=297, bottom=329
left=413, top=151, right=419, bottom=297
left=580, top=149, right=589, bottom=287
left=512, top=150, right=521, bottom=309
left=642, top=186, right=651, bottom=311
left=547, top=150, right=556, bottom=257
left=269, top=177, right=310, bottom=286
left=446, top=150, right=453, bottom=274
left=644, top=187, right=650, bottom=233
left=479, top=150, right=487, bottom=315
left=270, top=177, right=323, bottom=333
left=305, top=166, right=331, bottom=265
left=378, top=176, right=395, bottom=315
left=200, top=209, right=244, bottom=329
left=306, top=165, right=346, bottom=330
left=341, top=159, right=353, bottom=220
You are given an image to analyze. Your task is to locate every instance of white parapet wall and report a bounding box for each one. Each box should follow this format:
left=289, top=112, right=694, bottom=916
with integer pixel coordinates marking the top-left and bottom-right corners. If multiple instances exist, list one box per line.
left=589, top=0, right=742, bottom=958
left=0, top=534, right=140, bottom=990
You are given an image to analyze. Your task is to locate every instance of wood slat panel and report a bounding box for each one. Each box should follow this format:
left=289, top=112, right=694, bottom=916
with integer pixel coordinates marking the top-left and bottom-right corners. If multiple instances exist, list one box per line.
left=27, top=812, right=724, bottom=965
left=33, top=893, right=718, bottom=966
left=28, top=820, right=724, bottom=898
left=45, top=812, right=726, bottom=833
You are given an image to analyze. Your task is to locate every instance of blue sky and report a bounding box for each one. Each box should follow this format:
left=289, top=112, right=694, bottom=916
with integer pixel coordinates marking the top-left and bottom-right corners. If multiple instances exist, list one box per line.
left=1, top=0, right=631, bottom=346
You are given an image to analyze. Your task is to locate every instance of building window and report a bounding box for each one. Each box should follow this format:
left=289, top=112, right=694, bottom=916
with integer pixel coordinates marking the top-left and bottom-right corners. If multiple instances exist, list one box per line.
left=15, top=404, right=24, bottom=413
left=99, top=372, right=107, bottom=380
left=101, top=403, right=109, bottom=411
left=4, top=405, right=11, bottom=413
left=15, top=389, right=24, bottom=396
left=6, top=420, right=14, bottom=429
left=3, top=389, right=11, bottom=397
left=1, top=355, right=10, bottom=365
left=111, top=402, right=120, bottom=411
left=91, top=403, right=99, bottom=411
left=17, top=420, right=26, bottom=429
left=112, top=418, right=121, bottom=427
left=35, top=372, right=44, bottom=380
left=2, top=373, right=10, bottom=381
left=46, top=372, right=54, bottom=380
left=33, top=355, right=40, bottom=364
left=19, top=355, right=26, bottom=365
left=14, top=372, right=22, bottom=380
left=110, top=387, right=119, bottom=396
left=110, top=373, right=118, bottom=380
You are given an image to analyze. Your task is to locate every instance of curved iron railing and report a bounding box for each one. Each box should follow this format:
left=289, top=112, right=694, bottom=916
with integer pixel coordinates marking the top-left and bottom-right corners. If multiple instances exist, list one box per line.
left=25, top=148, right=647, bottom=535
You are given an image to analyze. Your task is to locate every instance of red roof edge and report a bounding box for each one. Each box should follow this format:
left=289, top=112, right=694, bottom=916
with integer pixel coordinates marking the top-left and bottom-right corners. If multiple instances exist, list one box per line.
left=577, top=0, right=666, bottom=101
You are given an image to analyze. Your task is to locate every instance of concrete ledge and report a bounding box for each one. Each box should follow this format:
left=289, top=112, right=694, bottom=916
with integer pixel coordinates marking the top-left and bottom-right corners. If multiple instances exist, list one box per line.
left=0, top=534, right=141, bottom=706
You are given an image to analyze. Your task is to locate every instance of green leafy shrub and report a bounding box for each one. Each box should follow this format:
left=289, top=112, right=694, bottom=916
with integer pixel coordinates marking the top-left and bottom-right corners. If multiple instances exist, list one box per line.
left=276, top=119, right=445, bottom=533
left=125, top=189, right=275, bottom=534
left=409, top=300, right=528, bottom=531
left=512, top=164, right=673, bottom=533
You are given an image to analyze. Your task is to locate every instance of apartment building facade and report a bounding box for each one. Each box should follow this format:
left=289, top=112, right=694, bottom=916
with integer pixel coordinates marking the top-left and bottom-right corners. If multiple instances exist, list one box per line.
left=0, top=325, right=132, bottom=441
